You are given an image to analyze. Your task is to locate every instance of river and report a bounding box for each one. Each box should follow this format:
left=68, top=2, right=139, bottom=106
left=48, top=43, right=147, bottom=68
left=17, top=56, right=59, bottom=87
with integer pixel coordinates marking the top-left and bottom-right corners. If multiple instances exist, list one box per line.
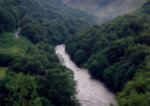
left=55, top=44, right=117, bottom=106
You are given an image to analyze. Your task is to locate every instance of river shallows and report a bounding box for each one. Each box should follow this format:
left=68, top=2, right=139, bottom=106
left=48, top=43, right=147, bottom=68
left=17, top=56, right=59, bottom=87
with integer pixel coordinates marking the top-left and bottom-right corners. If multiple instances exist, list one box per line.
left=55, top=44, right=117, bottom=106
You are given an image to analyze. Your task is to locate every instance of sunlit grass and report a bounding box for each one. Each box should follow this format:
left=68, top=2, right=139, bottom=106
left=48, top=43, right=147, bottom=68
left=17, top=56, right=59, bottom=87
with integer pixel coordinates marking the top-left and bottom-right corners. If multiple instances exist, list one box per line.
left=0, top=32, right=32, bottom=52
left=0, top=67, right=8, bottom=79
left=0, top=32, right=33, bottom=54
left=0, top=31, right=33, bottom=66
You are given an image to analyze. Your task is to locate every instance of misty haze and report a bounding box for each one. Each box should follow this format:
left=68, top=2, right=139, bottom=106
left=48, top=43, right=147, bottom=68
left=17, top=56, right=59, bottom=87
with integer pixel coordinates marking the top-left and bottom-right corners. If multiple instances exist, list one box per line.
left=62, top=0, right=147, bottom=22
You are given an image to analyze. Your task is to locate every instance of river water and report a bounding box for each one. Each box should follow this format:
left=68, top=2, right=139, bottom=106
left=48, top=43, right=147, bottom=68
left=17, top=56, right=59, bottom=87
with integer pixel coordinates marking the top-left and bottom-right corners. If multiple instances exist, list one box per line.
left=55, top=44, right=117, bottom=106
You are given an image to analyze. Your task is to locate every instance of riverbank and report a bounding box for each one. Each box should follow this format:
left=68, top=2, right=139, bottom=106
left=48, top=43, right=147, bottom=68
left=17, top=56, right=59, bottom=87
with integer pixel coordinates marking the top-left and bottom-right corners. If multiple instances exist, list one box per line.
left=55, top=44, right=117, bottom=106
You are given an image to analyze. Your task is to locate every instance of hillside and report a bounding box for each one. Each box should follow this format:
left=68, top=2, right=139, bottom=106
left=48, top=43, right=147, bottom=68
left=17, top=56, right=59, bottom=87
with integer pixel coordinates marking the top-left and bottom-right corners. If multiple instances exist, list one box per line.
left=0, top=0, right=95, bottom=44
left=66, top=1, right=150, bottom=105
left=0, top=0, right=150, bottom=105
left=62, top=0, right=147, bottom=22
left=0, top=0, right=93, bottom=105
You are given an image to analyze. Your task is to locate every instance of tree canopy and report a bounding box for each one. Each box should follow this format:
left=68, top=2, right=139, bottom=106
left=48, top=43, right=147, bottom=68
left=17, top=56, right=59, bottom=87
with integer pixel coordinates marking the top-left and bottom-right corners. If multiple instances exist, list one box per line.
left=65, top=1, right=150, bottom=105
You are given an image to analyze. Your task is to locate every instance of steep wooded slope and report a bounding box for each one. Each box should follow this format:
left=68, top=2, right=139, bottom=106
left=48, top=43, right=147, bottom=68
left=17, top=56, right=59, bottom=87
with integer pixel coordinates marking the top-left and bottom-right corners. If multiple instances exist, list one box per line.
left=66, top=1, right=150, bottom=105
left=0, top=0, right=94, bottom=105
left=0, top=0, right=94, bottom=44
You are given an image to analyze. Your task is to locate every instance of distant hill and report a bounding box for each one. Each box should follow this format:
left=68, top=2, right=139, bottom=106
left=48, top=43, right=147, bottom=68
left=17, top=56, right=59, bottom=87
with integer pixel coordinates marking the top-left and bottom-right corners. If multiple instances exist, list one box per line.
left=62, top=0, right=147, bottom=22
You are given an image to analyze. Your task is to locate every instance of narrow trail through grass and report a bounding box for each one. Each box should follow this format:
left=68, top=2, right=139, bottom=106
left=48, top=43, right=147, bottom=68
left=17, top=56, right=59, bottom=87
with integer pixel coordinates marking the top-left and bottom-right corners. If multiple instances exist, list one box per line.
left=14, top=27, right=21, bottom=39
left=0, top=31, right=33, bottom=66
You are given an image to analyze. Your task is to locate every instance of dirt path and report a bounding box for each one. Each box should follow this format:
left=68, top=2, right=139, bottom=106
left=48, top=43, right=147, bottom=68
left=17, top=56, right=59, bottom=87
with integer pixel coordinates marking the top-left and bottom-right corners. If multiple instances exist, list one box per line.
left=14, top=27, right=21, bottom=39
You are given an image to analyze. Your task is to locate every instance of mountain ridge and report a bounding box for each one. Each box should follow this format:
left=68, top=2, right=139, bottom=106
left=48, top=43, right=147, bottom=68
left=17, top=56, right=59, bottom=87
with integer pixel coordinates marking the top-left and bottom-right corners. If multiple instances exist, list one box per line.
left=62, top=0, right=147, bottom=22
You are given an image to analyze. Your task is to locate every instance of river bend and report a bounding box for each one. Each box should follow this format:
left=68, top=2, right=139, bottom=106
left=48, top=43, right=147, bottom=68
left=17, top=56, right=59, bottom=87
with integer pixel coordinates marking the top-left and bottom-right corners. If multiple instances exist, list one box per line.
left=55, top=44, right=117, bottom=106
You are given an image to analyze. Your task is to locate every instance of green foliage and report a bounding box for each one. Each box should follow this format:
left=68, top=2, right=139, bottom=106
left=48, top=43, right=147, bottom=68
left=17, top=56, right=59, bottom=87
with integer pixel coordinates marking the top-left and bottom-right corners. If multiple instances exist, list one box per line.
left=74, top=49, right=87, bottom=65
left=0, top=73, right=42, bottom=106
left=6, top=43, right=78, bottom=106
left=0, top=7, right=16, bottom=32
left=0, top=67, right=7, bottom=79
left=0, top=0, right=94, bottom=44
left=135, top=32, right=150, bottom=45
left=66, top=13, right=150, bottom=92
left=21, top=23, right=42, bottom=43
left=36, top=69, right=78, bottom=106
left=9, top=43, right=57, bottom=75
left=117, top=55, right=150, bottom=106
left=0, top=32, right=32, bottom=66
left=0, top=0, right=149, bottom=106
left=65, top=1, right=150, bottom=105
left=142, top=0, right=150, bottom=14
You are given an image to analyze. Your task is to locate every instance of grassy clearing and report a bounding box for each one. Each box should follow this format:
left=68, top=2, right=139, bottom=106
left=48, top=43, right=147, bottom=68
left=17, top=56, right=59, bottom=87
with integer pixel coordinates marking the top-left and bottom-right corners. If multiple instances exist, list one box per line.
left=0, top=32, right=33, bottom=66
left=0, top=67, right=8, bottom=79
left=0, top=32, right=32, bottom=54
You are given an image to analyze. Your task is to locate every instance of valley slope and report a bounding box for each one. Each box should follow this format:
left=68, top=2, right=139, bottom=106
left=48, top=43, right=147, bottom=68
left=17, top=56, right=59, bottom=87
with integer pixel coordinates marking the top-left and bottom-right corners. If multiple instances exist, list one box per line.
left=0, top=0, right=150, bottom=105
left=66, top=1, right=150, bottom=105
left=0, top=0, right=94, bottom=105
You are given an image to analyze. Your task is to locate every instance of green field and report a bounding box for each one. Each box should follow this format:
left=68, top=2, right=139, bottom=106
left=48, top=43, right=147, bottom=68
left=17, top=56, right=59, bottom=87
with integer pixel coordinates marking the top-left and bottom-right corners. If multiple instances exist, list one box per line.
left=0, top=67, right=8, bottom=79
left=0, top=32, right=33, bottom=66
left=0, top=32, right=33, bottom=54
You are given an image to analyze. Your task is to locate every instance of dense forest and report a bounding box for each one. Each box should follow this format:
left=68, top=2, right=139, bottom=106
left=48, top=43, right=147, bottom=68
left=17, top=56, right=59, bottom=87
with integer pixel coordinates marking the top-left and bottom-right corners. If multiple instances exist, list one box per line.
left=66, top=0, right=150, bottom=105
left=0, top=0, right=95, bottom=105
left=0, top=0, right=150, bottom=105
left=0, top=0, right=94, bottom=44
